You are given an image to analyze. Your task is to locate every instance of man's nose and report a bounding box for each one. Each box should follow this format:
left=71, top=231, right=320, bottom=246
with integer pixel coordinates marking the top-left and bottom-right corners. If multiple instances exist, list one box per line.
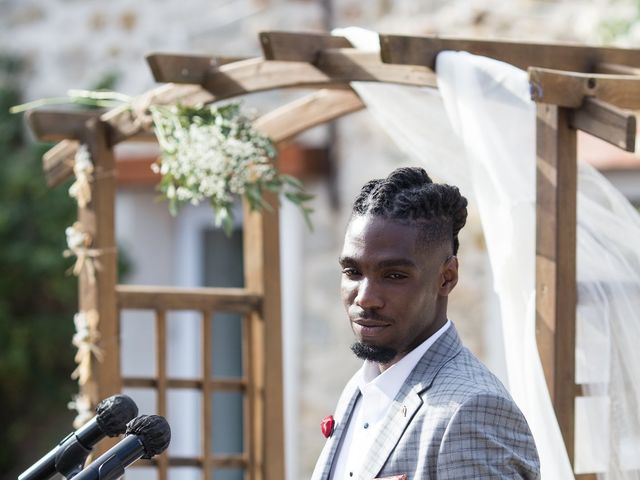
left=354, top=278, right=384, bottom=309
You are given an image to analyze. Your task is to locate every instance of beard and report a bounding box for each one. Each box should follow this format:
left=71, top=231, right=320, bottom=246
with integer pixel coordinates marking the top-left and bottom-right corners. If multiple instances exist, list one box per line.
left=350, top=342, right=397, bottom=363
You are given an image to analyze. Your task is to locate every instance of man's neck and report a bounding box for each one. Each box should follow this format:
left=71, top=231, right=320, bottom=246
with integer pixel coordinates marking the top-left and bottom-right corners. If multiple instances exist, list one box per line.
left=376, top=319, right=451, bottom=373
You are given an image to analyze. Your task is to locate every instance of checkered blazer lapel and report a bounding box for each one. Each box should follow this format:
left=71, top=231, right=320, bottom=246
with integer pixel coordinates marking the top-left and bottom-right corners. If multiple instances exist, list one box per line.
left=357, top=325, right=463, bottom=480
left=315, top=386, right=361, bottom=480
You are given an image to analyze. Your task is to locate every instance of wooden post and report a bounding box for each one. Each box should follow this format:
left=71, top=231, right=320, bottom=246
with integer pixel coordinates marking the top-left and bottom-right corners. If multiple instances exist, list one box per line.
left=156, top=309, right=169, bottom=480
left=78, top=119, right=120, bottom=455
left=243, top=196, right=285, bottom=480
left=202, top=310, right=213, bottom=480
left=535, top=104, right=578, bottom=470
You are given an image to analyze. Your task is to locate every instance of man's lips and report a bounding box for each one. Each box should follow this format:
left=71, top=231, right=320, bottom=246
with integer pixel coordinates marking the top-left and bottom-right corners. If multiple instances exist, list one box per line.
left=353, top=319, right=390, bottom=327
left=352, top=318, right=391, bottom=337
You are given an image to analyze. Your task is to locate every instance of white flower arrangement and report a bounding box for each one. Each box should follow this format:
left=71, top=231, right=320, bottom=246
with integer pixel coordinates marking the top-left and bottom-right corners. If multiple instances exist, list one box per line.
left=150, top=102, right=313, bottom=234
left=12, top=92, right=313, bottom=235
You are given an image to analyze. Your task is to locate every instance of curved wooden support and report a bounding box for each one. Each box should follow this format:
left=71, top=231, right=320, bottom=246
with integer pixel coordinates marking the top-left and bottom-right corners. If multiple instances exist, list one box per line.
left=43, top=140, right=79, bottom=187
left=254, top=89, right=364, bottom=142
left=108, top=52, right=436, bottom=144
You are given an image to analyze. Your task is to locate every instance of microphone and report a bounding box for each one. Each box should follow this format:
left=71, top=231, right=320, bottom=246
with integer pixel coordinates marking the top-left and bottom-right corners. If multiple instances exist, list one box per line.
left=19, top=394, right=138, bottom=480
left=72, top=415, right=171, bottom=480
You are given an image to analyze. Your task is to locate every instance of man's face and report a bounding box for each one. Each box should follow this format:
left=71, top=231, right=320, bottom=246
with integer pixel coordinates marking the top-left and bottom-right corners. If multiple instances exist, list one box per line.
left=339, top=214, right=457, bottom=368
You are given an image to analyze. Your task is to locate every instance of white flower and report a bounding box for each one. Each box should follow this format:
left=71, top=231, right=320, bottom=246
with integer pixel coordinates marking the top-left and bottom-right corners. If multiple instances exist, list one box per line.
left=72, top=311, right=91, bottom=345
left=66, top=223, right=87, bottom=250
left=73, top=145, right=93, bottom=176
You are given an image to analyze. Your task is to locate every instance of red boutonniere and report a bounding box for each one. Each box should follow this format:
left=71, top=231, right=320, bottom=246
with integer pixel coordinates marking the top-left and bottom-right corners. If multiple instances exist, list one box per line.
left=321, top=415, right=335, bottom=438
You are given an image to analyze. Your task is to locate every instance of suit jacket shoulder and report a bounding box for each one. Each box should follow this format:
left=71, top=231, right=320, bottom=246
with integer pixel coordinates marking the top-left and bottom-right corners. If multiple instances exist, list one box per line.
left=372, top=324, right=541, bottom=479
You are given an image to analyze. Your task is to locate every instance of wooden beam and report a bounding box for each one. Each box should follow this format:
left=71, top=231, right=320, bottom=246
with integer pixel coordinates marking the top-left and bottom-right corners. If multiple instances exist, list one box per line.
left=116, top=285, right=261, bottom=312
left=315, top=49, right=437, bottom=86
left=148, top=51, right=436, bottom=91
left=571, top=98, right=636, bottom=151
left=146, top=53, right=249, bottom=83
left=42, top=139, right=78, bottom=187
left=81, top=118, right=120, bottom=456
left=26, top=110, right=100, bottom=142
left=201, top=309, right=213, bottom=480
left=535, top=104, right=577, bottom=468
left=155, top=309, right=168, bottom=480
left=259, top=31, right=352, bottom=61
left=595, top=62, right=640, bottom=76
left=243, top=197, right=284, bottom=480
left=380, top=34, right=640, bottom=72
left=254, top=89, right=364, bottom=142
left=148, top=55, right=326, bottom=87
left=529, top=67, right=640, bottom=109
left=122, top=377, right=247, bottom=392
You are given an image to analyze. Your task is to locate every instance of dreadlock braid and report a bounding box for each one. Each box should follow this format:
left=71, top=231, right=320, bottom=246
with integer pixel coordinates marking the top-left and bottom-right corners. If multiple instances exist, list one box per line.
left=351, top=167, right=468, bottom=254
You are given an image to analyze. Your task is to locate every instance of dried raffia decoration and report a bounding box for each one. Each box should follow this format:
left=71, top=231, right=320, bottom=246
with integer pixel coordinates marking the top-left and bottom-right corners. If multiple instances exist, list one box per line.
left=68, top=144, right=94, bottom=208
left=71, top=309, right=103, bottom=386
left=68, top=393, right=94, bottom=429
left=63, top=222, right=102, bottom=284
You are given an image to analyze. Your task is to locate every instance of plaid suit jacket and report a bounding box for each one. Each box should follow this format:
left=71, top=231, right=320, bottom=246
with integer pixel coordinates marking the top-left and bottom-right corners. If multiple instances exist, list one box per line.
left=311, top=324, right=540, bottom=480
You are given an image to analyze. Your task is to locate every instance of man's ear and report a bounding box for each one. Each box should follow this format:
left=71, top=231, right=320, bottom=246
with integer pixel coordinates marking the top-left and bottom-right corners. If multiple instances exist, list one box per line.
left=439, top=255, right=459, bottom=295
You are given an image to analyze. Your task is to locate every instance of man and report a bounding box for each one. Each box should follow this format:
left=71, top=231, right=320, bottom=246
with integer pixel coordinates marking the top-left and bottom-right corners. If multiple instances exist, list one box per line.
left=312, top=167, right=540, bottom=479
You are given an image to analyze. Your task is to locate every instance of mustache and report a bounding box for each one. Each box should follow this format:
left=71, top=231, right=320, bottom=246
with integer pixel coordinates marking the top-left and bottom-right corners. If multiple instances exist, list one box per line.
left=350, top=309, right=393, bottom=323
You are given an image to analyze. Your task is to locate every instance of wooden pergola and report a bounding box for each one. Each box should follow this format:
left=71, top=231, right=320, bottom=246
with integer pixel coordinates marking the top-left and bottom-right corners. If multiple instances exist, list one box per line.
left=27, top=31, right=640, bottom=480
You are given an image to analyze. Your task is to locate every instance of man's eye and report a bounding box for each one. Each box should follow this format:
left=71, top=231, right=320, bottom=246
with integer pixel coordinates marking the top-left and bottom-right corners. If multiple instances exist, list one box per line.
left=387, top=273, right=407, bottom=280
left=342, top=268, right=360, bottom=277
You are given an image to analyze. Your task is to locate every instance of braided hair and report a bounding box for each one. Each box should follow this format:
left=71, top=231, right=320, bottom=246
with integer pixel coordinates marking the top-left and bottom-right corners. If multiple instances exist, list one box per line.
left=351, top=167, right=468, bottom=254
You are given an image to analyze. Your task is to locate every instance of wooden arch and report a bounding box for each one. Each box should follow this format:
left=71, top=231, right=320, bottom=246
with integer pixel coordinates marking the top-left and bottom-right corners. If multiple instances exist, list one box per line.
left=27, top=31, right=640, bottom=480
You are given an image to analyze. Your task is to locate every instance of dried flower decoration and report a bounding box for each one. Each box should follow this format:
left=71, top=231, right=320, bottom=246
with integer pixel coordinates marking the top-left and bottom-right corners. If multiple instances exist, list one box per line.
left=64, top=222, right=101, bottom=284
left=68, top=393, right=94, bottom=429
left=71, top=309, right=103, bottom=386
left=68, top=144, right=94, bottom=208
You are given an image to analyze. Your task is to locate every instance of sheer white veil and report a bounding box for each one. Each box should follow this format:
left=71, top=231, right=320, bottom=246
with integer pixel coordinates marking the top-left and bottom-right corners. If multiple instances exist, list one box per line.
left=336, top=27, right=640, bottom=479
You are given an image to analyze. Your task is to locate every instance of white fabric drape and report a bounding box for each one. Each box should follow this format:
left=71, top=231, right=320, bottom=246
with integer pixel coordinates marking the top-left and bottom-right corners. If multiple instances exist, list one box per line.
left=338, top=27, right=640, bottom=479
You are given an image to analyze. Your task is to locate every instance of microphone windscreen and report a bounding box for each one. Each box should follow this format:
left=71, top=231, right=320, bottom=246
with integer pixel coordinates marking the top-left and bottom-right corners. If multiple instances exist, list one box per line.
left=95, top=395, right=139, bottom=437
left=126, top=415, right=171, bottom=459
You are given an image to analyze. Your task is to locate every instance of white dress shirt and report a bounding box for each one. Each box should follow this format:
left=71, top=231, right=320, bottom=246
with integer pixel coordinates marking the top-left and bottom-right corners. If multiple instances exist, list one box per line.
left=330, top=320, right=451, bottom=480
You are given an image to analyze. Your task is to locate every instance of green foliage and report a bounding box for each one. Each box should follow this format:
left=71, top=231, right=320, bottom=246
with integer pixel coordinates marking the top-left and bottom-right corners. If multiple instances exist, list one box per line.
left=0, top=56, right=77, bottom=477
